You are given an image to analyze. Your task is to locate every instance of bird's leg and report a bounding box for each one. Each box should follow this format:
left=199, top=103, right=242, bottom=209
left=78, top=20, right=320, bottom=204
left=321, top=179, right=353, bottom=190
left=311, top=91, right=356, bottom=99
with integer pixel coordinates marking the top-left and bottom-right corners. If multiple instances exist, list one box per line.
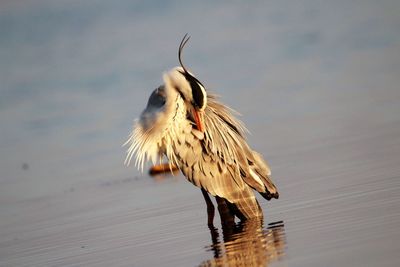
left=201, top=188, right=215, bottom=227
left=215, top=196, right=235, bottom=230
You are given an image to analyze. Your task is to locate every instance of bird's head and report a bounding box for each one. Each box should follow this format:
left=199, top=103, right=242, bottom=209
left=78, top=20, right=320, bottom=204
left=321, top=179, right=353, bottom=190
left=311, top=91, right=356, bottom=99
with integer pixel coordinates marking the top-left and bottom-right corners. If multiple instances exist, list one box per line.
left=163, top=34, right=207, bottom=132
left=124, top=34, right=207, bottom=168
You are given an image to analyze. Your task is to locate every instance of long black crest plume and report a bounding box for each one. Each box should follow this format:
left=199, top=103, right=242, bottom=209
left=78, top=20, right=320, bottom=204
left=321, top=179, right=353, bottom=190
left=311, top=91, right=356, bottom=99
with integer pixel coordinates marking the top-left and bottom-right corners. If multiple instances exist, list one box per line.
left=177, top=33, right=206, bottom=110
left=178, top=33, right=191, bottom=74
left=177, top=34, right=205, bottom=87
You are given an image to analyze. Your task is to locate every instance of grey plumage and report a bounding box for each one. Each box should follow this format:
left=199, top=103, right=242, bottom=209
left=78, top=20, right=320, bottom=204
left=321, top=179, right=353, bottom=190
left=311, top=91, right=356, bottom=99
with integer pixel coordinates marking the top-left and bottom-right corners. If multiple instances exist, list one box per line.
left=125, top=36, right=278, bottom=220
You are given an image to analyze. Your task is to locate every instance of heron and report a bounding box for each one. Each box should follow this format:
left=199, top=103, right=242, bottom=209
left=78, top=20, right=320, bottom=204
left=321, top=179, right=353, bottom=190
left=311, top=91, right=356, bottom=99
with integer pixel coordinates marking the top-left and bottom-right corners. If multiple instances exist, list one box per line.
left=125, top=34, right=278, bottom=222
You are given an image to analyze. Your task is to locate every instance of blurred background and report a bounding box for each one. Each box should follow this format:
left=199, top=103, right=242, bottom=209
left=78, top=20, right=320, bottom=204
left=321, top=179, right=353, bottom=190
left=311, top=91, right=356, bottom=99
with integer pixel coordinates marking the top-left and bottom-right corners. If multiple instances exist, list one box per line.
left=1, top=0, right=399, bottom=199
left=1, top=1, right=399, bottom=266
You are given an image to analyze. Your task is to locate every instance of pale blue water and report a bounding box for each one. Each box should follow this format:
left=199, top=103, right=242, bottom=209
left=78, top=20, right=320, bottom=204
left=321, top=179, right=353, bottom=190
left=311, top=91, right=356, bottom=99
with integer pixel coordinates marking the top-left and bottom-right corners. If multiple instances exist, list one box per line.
left=1, top=1, right=400, bottom=266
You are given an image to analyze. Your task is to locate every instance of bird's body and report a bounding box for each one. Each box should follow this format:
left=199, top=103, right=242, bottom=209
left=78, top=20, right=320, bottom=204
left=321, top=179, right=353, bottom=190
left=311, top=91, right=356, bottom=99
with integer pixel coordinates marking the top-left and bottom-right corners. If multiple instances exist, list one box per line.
left=125, top=35, right=278, bottom=220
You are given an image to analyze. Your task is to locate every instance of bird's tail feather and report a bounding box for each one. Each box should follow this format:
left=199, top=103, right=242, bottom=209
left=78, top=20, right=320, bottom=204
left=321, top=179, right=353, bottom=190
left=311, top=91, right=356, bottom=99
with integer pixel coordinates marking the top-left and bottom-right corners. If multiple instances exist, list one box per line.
left=229, top=187, right=263, bottom=220
left=250, top=151, right=279, bottom=200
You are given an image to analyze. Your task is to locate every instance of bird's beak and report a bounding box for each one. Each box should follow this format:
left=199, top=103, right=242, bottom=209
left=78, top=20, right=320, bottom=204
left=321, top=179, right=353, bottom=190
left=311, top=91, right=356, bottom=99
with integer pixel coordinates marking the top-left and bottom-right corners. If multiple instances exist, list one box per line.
left=193, top=109, right=205, bottom=132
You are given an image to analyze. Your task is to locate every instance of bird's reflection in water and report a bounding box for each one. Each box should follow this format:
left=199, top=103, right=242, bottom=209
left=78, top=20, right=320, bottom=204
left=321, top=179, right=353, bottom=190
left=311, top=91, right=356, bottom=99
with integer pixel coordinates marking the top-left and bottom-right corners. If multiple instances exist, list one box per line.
left=147, top=165, right=286, bottom=266
left=200, top=211, right=286, bottom=266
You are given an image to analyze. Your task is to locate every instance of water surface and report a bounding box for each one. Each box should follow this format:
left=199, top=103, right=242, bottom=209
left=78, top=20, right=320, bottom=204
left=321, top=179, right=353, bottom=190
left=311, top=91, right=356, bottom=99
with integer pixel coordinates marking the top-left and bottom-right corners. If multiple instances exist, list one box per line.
left=1, top=1, right=400, bottom=266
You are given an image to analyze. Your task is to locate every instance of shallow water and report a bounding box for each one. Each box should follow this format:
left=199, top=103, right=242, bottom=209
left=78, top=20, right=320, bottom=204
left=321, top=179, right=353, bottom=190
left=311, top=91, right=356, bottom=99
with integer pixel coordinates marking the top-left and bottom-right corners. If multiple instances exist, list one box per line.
left=1, top=106, right=399, bottom=266
left=1, top=1, right=400, bottom=266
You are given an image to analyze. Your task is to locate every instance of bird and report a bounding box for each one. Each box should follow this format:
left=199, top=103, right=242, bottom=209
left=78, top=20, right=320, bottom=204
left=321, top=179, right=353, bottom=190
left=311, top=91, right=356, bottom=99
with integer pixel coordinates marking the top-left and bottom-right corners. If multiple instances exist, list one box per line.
left=125, top=34, right=278, bottom=222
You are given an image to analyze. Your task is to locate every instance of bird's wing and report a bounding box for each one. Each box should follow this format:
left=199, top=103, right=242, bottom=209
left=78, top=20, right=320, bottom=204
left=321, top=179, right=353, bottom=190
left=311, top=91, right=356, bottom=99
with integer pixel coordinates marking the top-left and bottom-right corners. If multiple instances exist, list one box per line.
left=176, top=93, right=278, bottom=203
left=206, top=94, right=278, bottom=199
left=175, top=126, right=262, bottom=218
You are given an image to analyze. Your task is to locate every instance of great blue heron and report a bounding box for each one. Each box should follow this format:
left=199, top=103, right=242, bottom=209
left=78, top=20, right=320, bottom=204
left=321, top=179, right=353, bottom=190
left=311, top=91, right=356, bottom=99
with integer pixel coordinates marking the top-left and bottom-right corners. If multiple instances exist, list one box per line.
left=125, top=34, right=278, bottom=222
